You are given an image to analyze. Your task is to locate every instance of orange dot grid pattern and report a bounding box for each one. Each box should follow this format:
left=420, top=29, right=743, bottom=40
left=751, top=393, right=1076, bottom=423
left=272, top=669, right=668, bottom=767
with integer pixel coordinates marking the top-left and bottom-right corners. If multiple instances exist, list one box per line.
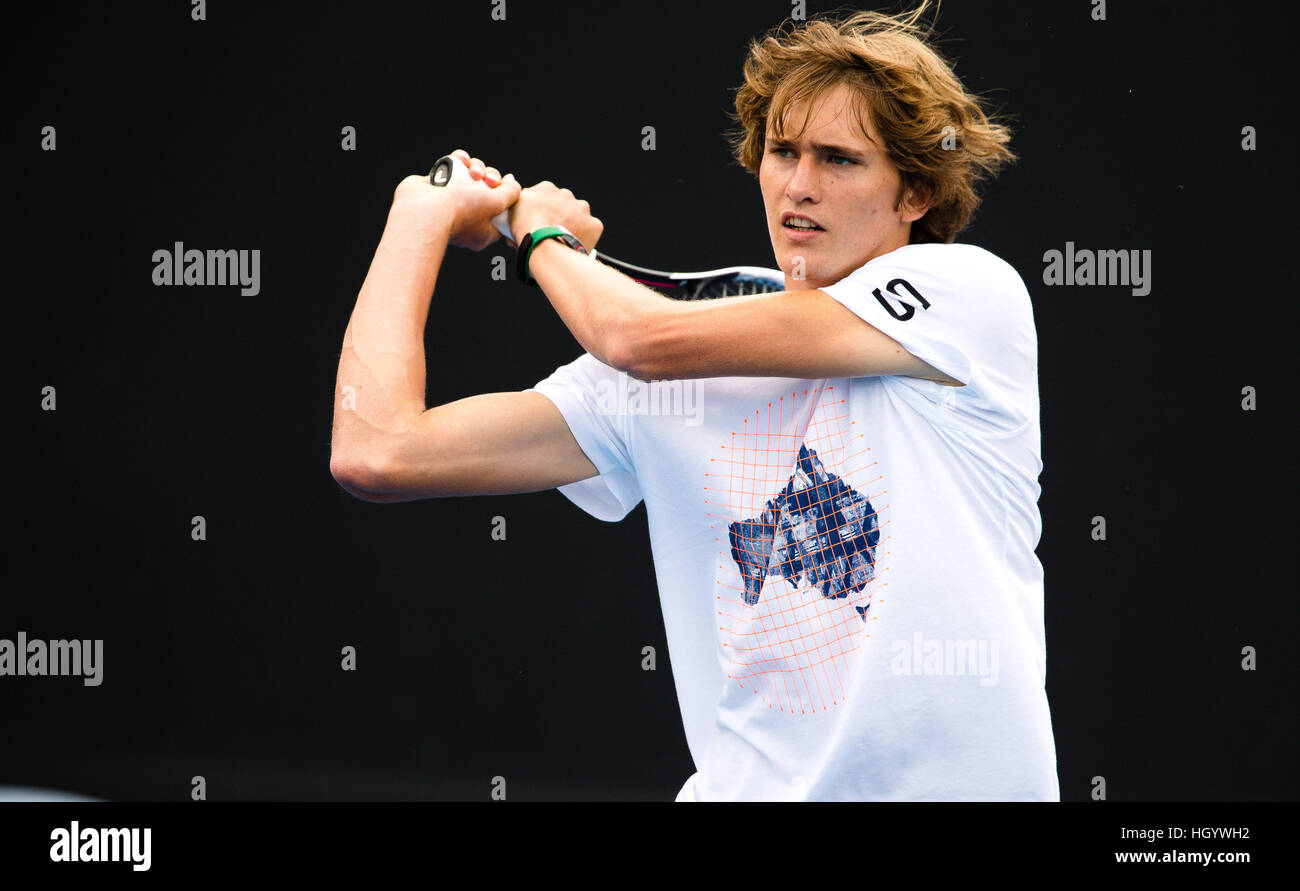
left=704, top=385, right=890, bottom=716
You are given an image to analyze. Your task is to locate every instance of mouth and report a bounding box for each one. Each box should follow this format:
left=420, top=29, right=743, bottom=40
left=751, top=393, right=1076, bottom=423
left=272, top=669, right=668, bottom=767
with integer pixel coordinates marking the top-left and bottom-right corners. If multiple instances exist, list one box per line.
left=780, top=212, right=824, bottom=234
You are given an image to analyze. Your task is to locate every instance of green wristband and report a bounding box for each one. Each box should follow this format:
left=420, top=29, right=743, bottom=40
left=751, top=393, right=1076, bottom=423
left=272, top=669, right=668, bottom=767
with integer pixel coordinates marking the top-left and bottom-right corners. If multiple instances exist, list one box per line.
left=519, top=225, right=589, bottom=285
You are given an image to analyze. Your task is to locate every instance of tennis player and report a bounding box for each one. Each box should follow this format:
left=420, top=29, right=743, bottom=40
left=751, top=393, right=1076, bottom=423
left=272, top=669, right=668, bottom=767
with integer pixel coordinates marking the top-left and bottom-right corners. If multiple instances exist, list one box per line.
left=330, top=3, right=1058, bottom=801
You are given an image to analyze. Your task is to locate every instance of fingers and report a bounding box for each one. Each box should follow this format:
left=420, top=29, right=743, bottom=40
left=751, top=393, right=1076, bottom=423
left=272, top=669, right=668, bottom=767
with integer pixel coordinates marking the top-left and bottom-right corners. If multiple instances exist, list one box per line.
left=451, top=148, right=592, bottom=197
left=445, top=161, right=598, bottom=237
left=450, top=148, right=512, bottom=187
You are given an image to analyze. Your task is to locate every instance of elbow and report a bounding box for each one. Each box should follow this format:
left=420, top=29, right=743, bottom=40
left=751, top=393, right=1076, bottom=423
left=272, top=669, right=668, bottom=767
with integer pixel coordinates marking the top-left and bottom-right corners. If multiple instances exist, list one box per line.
left=604, top=309, right=655, bottom=382
left=330, top=446, right=398, bottom=503
left=604, top=336, right=636, bottom=379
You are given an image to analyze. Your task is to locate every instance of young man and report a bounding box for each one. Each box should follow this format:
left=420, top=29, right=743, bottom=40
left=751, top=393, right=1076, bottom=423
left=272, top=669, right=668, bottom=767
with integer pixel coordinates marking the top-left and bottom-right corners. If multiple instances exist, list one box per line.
left=330, top=6, right=1059, bottom=800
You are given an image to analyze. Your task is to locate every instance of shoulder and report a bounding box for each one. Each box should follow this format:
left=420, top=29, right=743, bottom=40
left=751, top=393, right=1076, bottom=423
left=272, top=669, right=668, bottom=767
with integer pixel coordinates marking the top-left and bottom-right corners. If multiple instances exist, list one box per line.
left=863, top=246, right=1038, bottom=430
left=822, top=242, right=1033, bottom=325
left=861, top=243, right=1031, bottom=317
left=863, top=242, right=1024, bottom=285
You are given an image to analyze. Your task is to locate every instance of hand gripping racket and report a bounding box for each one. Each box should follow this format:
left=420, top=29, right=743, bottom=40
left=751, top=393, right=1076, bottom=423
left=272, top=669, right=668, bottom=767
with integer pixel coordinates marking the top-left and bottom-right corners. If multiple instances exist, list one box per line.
left=428, top=154, right=785, bottom=300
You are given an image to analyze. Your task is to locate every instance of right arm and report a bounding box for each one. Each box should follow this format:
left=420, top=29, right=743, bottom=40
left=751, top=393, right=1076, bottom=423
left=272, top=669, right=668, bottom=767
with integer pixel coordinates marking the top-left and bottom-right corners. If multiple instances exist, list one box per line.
left=329, top=152, right=599, bottom=503
left=332, top=390, right=600, bottom=503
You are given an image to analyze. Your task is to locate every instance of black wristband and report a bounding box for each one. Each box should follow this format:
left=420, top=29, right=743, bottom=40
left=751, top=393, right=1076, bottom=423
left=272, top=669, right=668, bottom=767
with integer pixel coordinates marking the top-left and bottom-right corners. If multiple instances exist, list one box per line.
left=516, top=231, right=537, bottom=285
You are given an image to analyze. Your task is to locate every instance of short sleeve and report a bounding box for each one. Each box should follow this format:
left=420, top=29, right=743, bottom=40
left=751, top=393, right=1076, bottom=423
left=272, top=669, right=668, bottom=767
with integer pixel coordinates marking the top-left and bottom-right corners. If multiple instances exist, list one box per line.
left=525, top=352, right=644, bottom=522
left=819, top=243, right=1038, bottom=434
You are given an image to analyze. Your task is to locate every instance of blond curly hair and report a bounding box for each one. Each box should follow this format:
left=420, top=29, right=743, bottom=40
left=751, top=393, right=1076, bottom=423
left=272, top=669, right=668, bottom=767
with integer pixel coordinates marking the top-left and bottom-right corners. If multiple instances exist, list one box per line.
left=727, top=2, right=1016, bottom=244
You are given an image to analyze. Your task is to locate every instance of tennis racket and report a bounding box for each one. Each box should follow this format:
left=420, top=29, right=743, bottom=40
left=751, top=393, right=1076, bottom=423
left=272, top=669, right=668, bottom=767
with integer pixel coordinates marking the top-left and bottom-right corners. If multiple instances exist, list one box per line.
left=428, top=154, right=785, bottom=300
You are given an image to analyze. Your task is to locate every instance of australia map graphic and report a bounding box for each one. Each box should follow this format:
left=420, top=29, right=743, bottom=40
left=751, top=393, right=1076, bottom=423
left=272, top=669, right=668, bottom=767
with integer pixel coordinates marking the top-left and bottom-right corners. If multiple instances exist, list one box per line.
left=728, top=443, right=879, bottom=620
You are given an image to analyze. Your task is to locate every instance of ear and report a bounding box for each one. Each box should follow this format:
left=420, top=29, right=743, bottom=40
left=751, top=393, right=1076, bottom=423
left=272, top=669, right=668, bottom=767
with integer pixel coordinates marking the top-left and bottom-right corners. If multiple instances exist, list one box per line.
left=899, top=182, right=933, bottom=223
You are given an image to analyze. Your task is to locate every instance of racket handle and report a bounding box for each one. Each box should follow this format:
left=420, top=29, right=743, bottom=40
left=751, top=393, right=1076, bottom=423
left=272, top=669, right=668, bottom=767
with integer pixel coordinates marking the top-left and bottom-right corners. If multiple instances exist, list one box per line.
left=428, top=155, right=513, bottom=240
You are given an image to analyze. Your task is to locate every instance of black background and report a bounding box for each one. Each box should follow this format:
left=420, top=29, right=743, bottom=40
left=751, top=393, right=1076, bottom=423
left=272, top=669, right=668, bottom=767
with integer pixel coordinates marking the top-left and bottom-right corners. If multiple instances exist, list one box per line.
left=4, top=0, right=1295, bottom=801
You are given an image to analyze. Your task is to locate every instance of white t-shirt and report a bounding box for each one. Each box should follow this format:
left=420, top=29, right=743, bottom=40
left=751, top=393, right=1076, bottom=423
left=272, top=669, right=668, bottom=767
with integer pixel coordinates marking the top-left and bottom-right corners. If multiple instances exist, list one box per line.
left=525, top=242, right=1059, bottom=801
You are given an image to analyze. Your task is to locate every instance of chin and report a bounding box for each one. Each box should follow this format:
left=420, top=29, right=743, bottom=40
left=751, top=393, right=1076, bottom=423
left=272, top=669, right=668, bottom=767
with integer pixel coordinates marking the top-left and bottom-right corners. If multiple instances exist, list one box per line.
left=780, top=255, right=828, bottom=283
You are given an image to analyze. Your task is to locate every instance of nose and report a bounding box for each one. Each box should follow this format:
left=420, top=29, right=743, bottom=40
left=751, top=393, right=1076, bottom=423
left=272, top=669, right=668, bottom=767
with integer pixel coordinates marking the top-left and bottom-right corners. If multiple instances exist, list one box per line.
left=786, top=153, right=821, bottom=203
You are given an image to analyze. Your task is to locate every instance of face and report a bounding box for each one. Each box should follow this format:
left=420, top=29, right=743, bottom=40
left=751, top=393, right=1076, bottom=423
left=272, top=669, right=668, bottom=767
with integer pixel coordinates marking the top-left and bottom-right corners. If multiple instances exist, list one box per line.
left=759, top=82, right=926, bottom=290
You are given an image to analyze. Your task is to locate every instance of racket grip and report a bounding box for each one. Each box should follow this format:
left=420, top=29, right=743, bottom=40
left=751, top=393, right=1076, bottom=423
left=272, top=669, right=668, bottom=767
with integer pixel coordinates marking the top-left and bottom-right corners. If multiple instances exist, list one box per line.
left=428, top=154, right=513, bottom=240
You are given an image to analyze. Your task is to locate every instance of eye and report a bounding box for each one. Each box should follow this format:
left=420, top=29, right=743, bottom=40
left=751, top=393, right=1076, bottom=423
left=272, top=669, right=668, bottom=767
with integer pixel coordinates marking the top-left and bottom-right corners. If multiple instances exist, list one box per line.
left=769, top=146, right=794, bottom=158
left=828, top=154, right=855, bottom=166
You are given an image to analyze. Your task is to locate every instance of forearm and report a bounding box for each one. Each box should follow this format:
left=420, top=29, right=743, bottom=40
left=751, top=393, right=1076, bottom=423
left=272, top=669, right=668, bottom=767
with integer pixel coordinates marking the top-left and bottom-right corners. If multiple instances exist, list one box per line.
left=332, top=201, right=454, bottom=466
left=525, top=237, right=672, bottom=369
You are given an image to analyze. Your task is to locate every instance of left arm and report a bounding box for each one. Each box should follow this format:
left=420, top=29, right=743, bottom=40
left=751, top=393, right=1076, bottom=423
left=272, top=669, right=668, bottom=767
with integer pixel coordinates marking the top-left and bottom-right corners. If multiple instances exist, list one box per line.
left=524, top=236, right=960, bottom=384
